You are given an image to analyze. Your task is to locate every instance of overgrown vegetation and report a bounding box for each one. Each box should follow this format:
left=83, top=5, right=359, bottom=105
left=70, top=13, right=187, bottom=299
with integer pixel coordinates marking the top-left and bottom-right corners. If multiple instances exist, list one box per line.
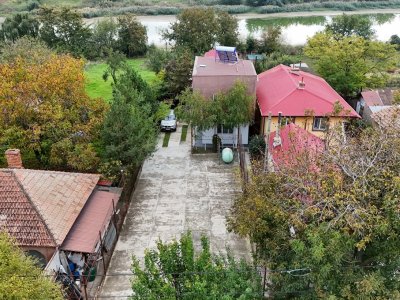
left=0, top=232, right=63, bottom=299
left=228, top=125, right=400, bottom=299
left=131, top=232, right=262, bottom=299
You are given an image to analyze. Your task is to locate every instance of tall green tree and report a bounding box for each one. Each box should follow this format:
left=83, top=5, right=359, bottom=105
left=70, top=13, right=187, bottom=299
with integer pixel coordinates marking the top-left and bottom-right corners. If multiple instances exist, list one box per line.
left=216, top=11, right=239, bottom=47
left=326, top=14, right=375, bottom=40
left=102, top=63, right=158, bottom=172
left=117, top=14, right=147, bottom=57
left=101, top=91, right=157, bottom=168
left=163, top=8, right=238, bottom=55
left=131, top=232, right=262, bottom=299
left=103, top=50, right=128, bottom=84
left=146, top=46, right=173, bottom=73
left=304, top=32, right=398, bottom=98
left=39, top=7, right=92, bottom=58
left=91, top=18, right=119, bottom=58
left=259, top=26, right=282, bottom=55
left=0, top=232, right=63, bottom=299
left=164, top=48, right=194, bottom=97
left=0, top=13, right=39, bottom=42
left=245, top=35, right=259, bottom=53
left=113, top=67, right=158, bottom=114
left=228, top=126, right=400, bottom=299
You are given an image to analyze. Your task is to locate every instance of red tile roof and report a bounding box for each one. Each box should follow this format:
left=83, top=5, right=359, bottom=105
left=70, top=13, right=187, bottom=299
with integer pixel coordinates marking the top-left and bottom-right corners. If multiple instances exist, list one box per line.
left=0, top=171, right=55, bottom=247
left=268, top=123, right=325, bottom=168
left=61, top=190, right=118, bottom=253
left=361, top=91, right=384, bottom=106
left=12, top=169, right=100, bottom=245
left=371, top=106, right=400, bottom=131
left=204, top=49, right=217, bottom=58
left=257, top=65, right=360, bottom=118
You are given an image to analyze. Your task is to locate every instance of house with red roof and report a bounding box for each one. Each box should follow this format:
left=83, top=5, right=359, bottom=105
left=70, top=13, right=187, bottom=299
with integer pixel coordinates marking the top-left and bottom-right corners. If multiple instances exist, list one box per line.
left=268, top=123, right=325, bottom=170
left=257, top=65, right=360, bottom=139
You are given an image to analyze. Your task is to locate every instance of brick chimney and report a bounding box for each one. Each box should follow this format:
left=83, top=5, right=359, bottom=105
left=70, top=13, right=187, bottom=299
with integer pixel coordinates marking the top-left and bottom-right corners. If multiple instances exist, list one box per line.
left=5, top=149, right=23, bottom=169
left=298, top=77, right=305, bottom=90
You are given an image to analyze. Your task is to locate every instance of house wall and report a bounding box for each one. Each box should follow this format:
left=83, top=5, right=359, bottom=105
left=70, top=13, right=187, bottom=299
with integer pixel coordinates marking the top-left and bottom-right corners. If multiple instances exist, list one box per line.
left=261, top=116, right=346, bottom=139
left=21, top=246, right=56, bottom=264
left=194, top=125, right=249, bottom=147
left=362, top=106, right=375, bottom=124
left=192, top=75, right=257, bottom=99
left=44, top=250, right=61, bottom=274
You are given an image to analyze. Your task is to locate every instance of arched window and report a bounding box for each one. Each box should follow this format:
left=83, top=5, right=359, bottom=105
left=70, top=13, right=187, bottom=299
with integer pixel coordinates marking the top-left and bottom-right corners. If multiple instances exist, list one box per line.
left=25, top=250, right=47, bottom=269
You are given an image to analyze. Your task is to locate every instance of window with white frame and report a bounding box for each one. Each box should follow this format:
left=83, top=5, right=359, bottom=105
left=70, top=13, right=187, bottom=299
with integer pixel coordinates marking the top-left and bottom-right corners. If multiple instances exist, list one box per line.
left=312, top=117, right=327, bottom=131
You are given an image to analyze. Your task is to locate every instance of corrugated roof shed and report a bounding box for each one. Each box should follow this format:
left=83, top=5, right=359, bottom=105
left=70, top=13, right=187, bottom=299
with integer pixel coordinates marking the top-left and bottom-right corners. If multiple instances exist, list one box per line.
left=61, top=190, right=118, bottom=253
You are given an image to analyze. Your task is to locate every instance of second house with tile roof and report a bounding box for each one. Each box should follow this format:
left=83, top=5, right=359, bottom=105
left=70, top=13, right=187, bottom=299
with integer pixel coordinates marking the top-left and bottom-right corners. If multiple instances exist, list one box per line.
left=0, top=149, right=121, bottom=296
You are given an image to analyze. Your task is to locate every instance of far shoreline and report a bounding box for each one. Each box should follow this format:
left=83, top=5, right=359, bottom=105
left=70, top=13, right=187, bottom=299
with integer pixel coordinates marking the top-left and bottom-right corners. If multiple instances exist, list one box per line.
left=138, top=8, right=400, bottom=21
left=1, top=7, right=400, bottom=25
left=83, top=8, right=400, bottom=25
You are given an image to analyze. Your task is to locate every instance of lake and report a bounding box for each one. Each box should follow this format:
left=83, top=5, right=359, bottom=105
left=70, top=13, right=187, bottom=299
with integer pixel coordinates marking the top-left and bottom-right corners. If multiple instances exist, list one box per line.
left=135, top=13, right=400, bottom=46
left=2, top=11, right=399, bottom=46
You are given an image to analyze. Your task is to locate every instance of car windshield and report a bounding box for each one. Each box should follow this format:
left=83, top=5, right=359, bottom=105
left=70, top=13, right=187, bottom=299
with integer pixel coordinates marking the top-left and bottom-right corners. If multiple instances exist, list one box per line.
left=165, top=115, right=176, bottom=121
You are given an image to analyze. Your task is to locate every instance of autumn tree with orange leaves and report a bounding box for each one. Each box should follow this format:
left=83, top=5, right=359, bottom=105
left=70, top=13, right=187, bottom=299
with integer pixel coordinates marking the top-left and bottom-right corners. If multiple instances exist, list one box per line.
left=0, top=54, right=107, bottom=171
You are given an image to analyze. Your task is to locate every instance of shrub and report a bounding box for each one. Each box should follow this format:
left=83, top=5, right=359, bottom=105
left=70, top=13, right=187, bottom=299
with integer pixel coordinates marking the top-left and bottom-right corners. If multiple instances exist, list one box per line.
left=27, top=1, right=40, bottom=11
left=213, top=134, right=221, bottom=152
left=249, top=135, right=265, bottom=159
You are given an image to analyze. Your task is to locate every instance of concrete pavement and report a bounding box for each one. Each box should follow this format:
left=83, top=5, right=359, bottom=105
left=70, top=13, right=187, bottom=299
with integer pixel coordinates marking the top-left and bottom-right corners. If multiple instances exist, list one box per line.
left=99, top=125, right=250, bottom=299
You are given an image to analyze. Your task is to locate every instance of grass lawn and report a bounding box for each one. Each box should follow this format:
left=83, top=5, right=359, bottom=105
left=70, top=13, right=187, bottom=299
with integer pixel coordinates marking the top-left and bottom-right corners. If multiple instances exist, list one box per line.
left=162, top=132, right=171, bottom=147
left=180, top=125, right=188, bottom=142
left=84, top=58, right=157, bottom=101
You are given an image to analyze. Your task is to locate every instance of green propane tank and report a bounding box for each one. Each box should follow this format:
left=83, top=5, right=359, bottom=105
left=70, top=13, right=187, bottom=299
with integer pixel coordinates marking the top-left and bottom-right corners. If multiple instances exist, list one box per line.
left=222, top=148, right=234, bottom=164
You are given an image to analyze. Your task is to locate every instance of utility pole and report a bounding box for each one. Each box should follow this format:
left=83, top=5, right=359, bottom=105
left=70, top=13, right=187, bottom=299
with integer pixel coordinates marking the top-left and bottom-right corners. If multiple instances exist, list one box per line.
left=263, top=112, right=272, bottom=173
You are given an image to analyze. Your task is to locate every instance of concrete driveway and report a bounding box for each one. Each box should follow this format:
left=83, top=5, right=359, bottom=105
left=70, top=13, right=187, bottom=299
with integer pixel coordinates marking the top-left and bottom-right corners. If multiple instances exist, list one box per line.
left=100, top=125, right=250, bottom=299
